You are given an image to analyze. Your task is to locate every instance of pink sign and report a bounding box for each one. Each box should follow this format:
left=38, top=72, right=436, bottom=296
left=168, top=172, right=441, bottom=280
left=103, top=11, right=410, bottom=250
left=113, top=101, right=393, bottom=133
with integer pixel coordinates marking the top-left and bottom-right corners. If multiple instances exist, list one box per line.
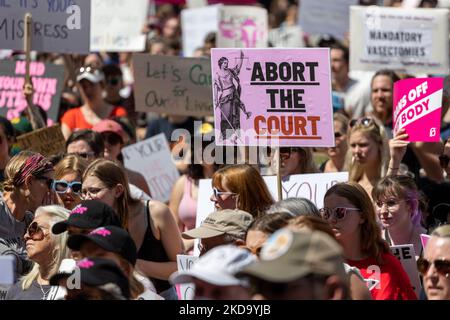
left=211, top=48, right=334, bottom=147
left=393, top=78, right=443, bottom=142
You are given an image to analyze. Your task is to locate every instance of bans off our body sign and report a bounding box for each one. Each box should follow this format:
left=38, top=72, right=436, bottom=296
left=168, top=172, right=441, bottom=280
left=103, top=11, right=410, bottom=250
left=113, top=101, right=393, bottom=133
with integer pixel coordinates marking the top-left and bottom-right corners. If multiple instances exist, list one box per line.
left=211, top=48, right=334, bottom=147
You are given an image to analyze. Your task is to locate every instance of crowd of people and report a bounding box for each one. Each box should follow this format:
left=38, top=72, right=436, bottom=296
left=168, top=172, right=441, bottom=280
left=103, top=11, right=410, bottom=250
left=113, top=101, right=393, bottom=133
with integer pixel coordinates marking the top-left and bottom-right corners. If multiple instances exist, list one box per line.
left=0, top=0, right=450, bottom=301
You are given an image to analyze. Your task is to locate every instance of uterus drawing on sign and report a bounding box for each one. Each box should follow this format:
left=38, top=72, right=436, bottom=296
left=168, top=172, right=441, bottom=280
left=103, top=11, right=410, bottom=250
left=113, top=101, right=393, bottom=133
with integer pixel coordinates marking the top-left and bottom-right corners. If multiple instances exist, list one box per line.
left=219, top=17, right=265, bottom=48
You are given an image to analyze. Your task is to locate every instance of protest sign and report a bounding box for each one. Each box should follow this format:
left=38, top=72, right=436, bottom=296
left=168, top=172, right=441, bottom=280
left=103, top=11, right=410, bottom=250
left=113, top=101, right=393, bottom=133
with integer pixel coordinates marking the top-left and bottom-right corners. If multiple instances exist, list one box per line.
left=393, top=77, right=443, bottom=142
left=299, top=0, right=357, bottom=41
left=122, top=133, right=180, bottom=203
left=176, top=255, right=199, bottom=300
left=391, top=244, right=422, bottom=298
left=420, top=234, right=431, bottom=250
left=217, top=6, right=268, bottom=48
left=16, top=125, right=65, bottom=157
left=90, top=0, right=148, bottom=52
left=0, top=0, right=90, bottom=53
left=350, top=6, right=449, bottom=74
left=133, top=54, right=213, bottom=117
left=268, top=26, right=305, bottom=48
left=211, top=48, right=334, bottom=147
left=0, top=60, right=64, bottom=122
left=181, top=5, right=220, bottom=57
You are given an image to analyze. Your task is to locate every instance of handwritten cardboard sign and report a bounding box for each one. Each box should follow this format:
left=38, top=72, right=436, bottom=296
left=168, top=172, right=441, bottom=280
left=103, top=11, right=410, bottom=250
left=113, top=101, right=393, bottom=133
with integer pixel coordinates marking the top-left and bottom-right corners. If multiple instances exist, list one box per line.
left=0, top=0, right=90, bottom=53
left=122, top=133, right=180, bottom=203
left=0, top=60, right=64, bottom=122
left=350, top=6, right=449, bottom=74
left=133, top=54, right=213, bottom=117
left=176, top=254, right=199, bottom=300
left=90, top=0, right=148, bottom=52
left=16, top=125, right=65, bottom=157
left=211, top=48, right=334, bottom=147
left=391, top=244, right=422, bottom=298
left=393, top=77, right=443, bottom=142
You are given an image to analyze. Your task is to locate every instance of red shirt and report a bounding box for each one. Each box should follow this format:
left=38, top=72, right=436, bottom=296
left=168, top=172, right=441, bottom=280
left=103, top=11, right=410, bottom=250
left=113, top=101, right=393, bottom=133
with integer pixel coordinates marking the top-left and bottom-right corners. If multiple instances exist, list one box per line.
left=347, top=252, right=417, bottom=300
left=61, top=106, right=127, bottom=131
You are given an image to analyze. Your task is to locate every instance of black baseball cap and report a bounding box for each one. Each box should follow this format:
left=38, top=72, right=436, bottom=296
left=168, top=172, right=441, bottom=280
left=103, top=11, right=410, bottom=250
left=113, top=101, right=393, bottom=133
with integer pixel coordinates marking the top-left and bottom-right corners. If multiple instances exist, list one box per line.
left=67, top=226, right=137, bottom=265
left=49, top=257, right=130, bottom=300
left=52, top=200, right=121, bottom=235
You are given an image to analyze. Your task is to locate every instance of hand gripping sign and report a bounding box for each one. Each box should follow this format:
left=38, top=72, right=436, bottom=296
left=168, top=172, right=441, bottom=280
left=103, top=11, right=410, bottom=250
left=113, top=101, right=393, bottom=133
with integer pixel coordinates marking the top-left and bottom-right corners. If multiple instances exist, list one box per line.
left=393, top=77, right=444, bottom=142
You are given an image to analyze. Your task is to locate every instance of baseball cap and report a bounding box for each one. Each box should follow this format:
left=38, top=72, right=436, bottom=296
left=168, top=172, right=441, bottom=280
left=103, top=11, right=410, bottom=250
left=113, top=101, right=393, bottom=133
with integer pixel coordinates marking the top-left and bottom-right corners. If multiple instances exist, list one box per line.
left=236, top=228, right=347, bottom=283
left=92, top=119, right=127, bottom=143
left=76, top=66, right=105, bottom=83
left=52, top=200, right=121, bottom=234
left=182, top=209, right=253, bottom=240
left=49, top=257, right=130, bottom=300
left=67, top=226, right=137, bottom=265
left=170, top=245, right=257, bottom=287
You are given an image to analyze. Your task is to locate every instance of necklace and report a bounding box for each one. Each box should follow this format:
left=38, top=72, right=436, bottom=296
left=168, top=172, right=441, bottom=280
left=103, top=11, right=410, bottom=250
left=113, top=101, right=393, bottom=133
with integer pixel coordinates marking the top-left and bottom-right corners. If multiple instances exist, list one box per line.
left=38, top=282, right=50, bottom=300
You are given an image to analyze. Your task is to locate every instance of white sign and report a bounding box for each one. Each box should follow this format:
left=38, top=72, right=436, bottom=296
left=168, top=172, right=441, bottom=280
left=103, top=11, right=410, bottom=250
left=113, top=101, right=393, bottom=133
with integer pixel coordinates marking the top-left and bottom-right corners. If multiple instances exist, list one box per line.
left=268, top=26, right=305, bottom=48
left=176, top=254, right=199, bottom=300
left=217, top=6, right=268, bottom=48
left=122, top=133, right=180, bottom=203
left=390, top=244, right=422, bottom=298
left=350, top=6, right=449, bottom=74
left=90, top=0, right=148, bottom=52
left=181, top=5, right=220, bottom=57
left=299, top=0, right=357, bottom=41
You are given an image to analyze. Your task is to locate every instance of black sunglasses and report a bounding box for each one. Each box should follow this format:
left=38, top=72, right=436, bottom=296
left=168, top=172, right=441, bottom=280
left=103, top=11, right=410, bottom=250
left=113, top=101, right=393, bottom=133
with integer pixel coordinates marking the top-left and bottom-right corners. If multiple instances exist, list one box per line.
left=417, top=257, right=450, bottom=277
left=439, top=154, right=450, bottom=169
left=101, top=132, right=123, bottom=145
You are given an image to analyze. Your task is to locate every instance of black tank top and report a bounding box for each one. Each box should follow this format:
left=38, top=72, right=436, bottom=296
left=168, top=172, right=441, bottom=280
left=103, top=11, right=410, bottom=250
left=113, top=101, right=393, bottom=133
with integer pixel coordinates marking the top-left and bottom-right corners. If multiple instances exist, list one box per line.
left=137, top=201, right=171, bottom=293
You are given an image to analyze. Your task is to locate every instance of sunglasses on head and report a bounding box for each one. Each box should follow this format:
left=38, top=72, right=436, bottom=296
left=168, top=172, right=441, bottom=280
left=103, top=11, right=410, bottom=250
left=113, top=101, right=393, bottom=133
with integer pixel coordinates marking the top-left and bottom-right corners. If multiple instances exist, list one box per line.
left=417, top=257, right=450, bottom=277
left=52, top=180, right=82, bottom=194
left=25, top=221, right=48, bottom=241
left=319, top=207, right=361, bottom=220
left=439, top=154, right=450, bottom=169
left=349, top=117, right=376, bottom=128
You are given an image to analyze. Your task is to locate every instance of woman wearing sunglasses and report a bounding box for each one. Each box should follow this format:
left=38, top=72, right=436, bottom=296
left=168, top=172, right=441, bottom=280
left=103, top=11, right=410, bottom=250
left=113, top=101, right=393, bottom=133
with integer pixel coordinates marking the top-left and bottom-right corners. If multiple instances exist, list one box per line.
left=53, top=155, right=88, bottom=210
left=6, top=205, right=70, bottom=300
left=419, top=225, right=450, bottom=300
left=82, top=159, right=183, bottom=300
left=372, top=175, right=427, bottom=257
left=321, top=113, right=349, bottom=173
left=275, top=146, right=319, bottom=177
left=322, top=182, right=417, bottom=300
left=344, top=117, right=390, bottom=199
left=210, top=164, right=274, bottom=218
left=0, top=152, right=54, bottom=283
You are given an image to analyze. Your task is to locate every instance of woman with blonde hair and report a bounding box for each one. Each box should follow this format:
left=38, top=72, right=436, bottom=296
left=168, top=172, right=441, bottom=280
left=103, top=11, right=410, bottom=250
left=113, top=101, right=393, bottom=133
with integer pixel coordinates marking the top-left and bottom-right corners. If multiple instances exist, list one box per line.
left=210, top=164, right=275, bottom=218
left=0, top=151, right=54, bottom=281
left=53, top=155, right=88, bottom=210
left=321, top=113, right=349, bottom=173
left=322, top=182, right=417, bottom=300
left=81, top=159, right=183, bottom=299
left=344, top=117, right=390, bottom=198
left=6, top=205, right=70, bottom=300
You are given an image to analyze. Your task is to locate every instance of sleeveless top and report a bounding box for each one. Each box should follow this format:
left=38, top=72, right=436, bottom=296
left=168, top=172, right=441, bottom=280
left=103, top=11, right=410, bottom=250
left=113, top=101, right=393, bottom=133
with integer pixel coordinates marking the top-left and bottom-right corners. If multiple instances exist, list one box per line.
left=178, top=177, right=197, bottom=231
left=137, top=201, right=171, bottom=293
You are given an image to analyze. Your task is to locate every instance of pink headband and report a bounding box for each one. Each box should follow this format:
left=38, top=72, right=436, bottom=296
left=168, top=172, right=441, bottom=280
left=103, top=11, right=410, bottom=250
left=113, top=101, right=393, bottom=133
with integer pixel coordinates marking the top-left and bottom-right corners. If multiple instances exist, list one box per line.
left=14, top=154, right=54, bottom=186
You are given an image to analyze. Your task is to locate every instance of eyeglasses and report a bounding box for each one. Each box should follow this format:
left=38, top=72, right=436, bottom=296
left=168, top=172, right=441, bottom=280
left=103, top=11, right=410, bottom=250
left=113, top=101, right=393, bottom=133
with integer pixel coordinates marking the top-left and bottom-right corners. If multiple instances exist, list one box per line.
left=25, top=221, right=49, bottom=241
left=101, top=132, right=123, bottom=146
left=212, top=187, right=236, bottom=199
left=375, top=199, right=406, bottom=210
left=67, top=151, right=96, bottom=159
left=319, top=207, right=361, bottom=220
left=34, top=176, right=54, bottom=189
left=349, top=117, right=376, bottom=128
left=439, top=154, right=450, bottom=169
left=52, top=180, right=82, bottom=195
left=417, top=257, right=450, bottom=277
left=81, top=187, right=108, bottom=199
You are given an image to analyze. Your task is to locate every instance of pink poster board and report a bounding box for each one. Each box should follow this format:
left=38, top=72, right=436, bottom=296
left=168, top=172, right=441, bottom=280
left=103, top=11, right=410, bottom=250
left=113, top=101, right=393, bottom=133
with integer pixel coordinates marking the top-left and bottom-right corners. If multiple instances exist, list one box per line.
left=211, top=48, right=334, bottom=147
left=393, top=78, right=443, bottom=142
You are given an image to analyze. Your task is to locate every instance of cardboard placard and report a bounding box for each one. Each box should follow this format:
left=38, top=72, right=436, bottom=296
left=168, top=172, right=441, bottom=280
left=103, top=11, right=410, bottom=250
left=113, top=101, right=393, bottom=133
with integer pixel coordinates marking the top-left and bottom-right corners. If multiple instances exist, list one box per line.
left=211, top=48, right=334, bottom=147
left=90, top=0, right=148, bottom=52
left=393, top=77, right=443, bottom=142
left=122, top=133, right=180, bottom=203
left=299, top=0, right=357, bottom=41
left=390, top=244, right=422, bottom=298
left=0, top=60, right=64, bottom=122
left=0, top=0, right=91, bottom=53
left=350, top=6, right=449, bottom=74
left=176, top=254, right=199, bottom=300
left=133, top=54, right=213, bottom=117
left=16, top=125, right=65, bottom=157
